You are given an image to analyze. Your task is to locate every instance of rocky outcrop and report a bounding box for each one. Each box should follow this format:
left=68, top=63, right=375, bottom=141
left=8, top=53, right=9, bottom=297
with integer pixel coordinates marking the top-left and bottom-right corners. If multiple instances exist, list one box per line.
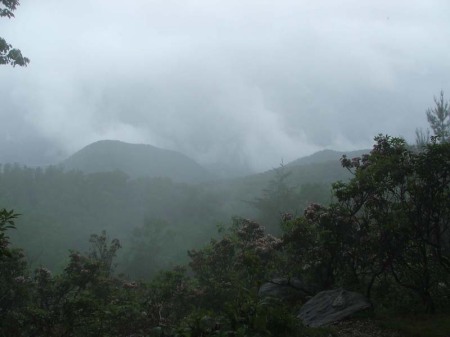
left=298, top=288, right=372, bottom=327
left=258, top=277, right=314, bottom=303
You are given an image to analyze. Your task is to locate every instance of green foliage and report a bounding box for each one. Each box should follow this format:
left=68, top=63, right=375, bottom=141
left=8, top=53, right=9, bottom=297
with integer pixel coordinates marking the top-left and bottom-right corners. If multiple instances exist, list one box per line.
left=176, top=298, right=303, bottom=337
left=0, top=0, right=29, bottom=67
left=0, top=244, right=29, bottom=336
left=144, top=266, right=197, bottom=330
left=0, top=208, right=19, bottom=257
left=122, top=218, right=175, bottom=279
left=416, top=91, right=450, bottom=147
left=415, top=127, right=431, bottom=148
left=376, top=313, right=450, bottom=337
left=188, top=218, right=282, bottom=309
left=0, top=211, right=30, bottom=336
left=0, top=228, right=166, bottom=337
left=184, top=218, right=306, bottom=336
left=0, top=147, right=347, bottom=273
left=339, top=136, right=450, bottom=311
left=1, top=111, right=450, bottom=335
left=250, top=163, right=298, bottom=232
left=426, top=91, right=450, bottom=143
left=282, top=204, right=350, bottom=290
left=0, top=165, right=228, bottom=271
left=0, top=135, right=448, bottom=335
left=282, top=135, right=450, bottom=312
left=249, top=164, right=334, bottom=238
left=88, top=231, right=121, bottom=276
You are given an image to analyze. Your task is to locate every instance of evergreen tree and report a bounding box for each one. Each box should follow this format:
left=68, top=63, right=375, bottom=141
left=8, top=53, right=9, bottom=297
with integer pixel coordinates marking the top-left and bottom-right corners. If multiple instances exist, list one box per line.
left=426, top=91, right=450, bottom=142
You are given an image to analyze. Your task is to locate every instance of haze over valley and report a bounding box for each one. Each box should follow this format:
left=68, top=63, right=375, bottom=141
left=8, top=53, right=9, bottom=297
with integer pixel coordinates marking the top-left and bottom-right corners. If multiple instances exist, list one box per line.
left=1, top=1, right=450, bottom=336
left=3, top=139, right=357, bottom=273
left=1, top=0, right=448, bottom=290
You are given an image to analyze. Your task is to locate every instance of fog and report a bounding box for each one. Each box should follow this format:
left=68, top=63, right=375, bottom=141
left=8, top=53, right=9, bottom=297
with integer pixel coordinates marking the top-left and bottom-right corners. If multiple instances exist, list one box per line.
left=1, top=0, right=449, bottom=171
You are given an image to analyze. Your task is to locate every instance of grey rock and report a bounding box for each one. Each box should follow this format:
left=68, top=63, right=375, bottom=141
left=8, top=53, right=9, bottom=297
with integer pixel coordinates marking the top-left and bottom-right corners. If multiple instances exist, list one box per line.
left=259, top=277, right=313, bottom=302
left=298, top=288, right=371, bottom=327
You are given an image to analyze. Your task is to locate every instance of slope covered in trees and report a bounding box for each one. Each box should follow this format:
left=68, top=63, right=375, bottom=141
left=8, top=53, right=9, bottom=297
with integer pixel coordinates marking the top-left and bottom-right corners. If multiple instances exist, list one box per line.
left=1, top=134, right=449, bottom=336
left=0, top=165, right=229, bottom=273
left=1, top=145, right=350, bottom=272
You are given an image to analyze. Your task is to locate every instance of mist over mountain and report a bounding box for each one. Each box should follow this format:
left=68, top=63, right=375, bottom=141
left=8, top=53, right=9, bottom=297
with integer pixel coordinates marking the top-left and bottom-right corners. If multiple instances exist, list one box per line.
left=224, top=148, right=372, bottom=192
left=3, top=142, right=370, bottom=270
left=61, top=140, right=214, bottom=183
left=286, top=149, right=370, bottom=167
left=2, top=1, right=450, bottom=333
left=202, top=161, right=255, bottom=180
left=60, top=139, right=370, bottom=183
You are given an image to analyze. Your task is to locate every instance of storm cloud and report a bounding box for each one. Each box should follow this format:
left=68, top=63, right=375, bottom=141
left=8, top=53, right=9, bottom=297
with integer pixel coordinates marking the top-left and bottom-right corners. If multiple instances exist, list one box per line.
left=1, top=0, right=449, bottom=170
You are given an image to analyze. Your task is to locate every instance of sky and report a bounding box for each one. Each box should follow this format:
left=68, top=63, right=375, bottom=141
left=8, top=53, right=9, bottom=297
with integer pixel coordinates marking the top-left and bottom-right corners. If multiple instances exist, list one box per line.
left=1, top=0, right=449, bottom=172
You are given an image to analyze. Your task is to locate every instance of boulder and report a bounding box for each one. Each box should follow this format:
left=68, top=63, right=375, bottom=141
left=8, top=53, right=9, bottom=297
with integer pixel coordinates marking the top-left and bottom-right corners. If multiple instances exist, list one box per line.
left=258, top=277, right=313, bottom=303
left=298, top=288, right=371, bottom=327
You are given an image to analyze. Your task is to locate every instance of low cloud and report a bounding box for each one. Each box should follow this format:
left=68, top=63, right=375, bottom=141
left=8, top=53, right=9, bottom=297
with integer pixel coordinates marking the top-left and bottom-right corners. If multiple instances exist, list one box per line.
left=1, top=0, right=449, bottom=171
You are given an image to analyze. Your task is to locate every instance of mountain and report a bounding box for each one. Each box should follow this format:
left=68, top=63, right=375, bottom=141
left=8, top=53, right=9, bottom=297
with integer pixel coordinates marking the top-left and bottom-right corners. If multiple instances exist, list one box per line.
left=61, top=140, right=214, bottom=183
left=203, top=161, right=255, bottom=180
left=216, top=148, right=372, bottom=209
left=208, top=148, right=372, bottom=217
left=286, top=149, right=370, bottom=167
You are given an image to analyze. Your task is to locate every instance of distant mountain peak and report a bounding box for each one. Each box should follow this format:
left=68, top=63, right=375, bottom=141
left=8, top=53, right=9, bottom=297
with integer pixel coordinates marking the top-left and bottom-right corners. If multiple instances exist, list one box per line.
left=61, top=140, right=213, bottom=183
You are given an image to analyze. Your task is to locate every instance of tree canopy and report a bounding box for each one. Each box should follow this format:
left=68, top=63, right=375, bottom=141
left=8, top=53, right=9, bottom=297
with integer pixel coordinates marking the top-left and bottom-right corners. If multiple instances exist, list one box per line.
left=283, top=135, right=450, bottom=312
left=0, top=135, right=449, bottom=335
left=0, top=0, right=29, bottom=67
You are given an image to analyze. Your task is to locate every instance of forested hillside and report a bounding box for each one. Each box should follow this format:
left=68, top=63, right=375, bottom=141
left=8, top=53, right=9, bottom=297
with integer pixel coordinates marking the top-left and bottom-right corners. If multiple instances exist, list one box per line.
left=0, top=165, right=226, bottom=275
left=2, top=1, right=450, bottom=335
left=1, top=135, right=449, bottom=337
left=1, top=146, right=347, bottom=274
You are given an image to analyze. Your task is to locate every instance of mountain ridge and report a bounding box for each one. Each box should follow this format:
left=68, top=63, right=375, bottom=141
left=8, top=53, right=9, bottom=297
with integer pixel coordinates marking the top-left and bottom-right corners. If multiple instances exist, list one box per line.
left=286, top=148, right=370, bottom=167
left=61, top=140, right=214, bottom=183
left=61, top=140, right=371, bottom=183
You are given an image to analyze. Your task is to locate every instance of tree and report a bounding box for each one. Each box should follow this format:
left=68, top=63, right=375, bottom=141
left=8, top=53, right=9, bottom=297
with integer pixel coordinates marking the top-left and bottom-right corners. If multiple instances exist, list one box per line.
left=283, top=135, right=450, bottom=312
left=0, top=208, right=19, bottom=257
left=335, top=135, right=450, bottom=312
left=0, top=0, right=29, bottom=67
left=88, top=230, right=121, bottom=276
left=415, top=91, right=450, bottom=147
left=250, top=163, right=298, bottom=232
left=0, top=209, right=30, bottom=335
left=123, top=218, right=174, bottom=280
left=187, top=218, right=292, bottom=336
left=415, top=127, right=430, bottom=148
left=426, top=91, right=450, bottom=143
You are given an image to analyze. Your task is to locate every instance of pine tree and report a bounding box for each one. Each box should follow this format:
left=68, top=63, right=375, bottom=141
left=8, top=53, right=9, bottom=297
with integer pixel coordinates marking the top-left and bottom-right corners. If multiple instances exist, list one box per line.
left=426, top=91, right=450, bottom=142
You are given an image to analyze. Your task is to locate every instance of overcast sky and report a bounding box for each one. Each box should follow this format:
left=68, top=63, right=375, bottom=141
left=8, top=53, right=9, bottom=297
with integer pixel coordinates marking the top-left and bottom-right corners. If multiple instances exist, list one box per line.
left=1, top=0, right=449, bottom=171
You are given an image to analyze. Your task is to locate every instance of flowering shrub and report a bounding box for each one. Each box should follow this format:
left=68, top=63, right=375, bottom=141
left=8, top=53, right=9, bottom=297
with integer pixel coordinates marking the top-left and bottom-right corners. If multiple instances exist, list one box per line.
left=185, top=218, right=301, bottom=336
left=284, top=136, right=450, bottom=312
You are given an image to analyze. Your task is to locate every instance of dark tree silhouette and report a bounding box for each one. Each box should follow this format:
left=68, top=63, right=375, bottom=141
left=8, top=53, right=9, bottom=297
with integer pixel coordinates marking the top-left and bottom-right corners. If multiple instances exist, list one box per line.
left=0, top=0, right=29, bottom=67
